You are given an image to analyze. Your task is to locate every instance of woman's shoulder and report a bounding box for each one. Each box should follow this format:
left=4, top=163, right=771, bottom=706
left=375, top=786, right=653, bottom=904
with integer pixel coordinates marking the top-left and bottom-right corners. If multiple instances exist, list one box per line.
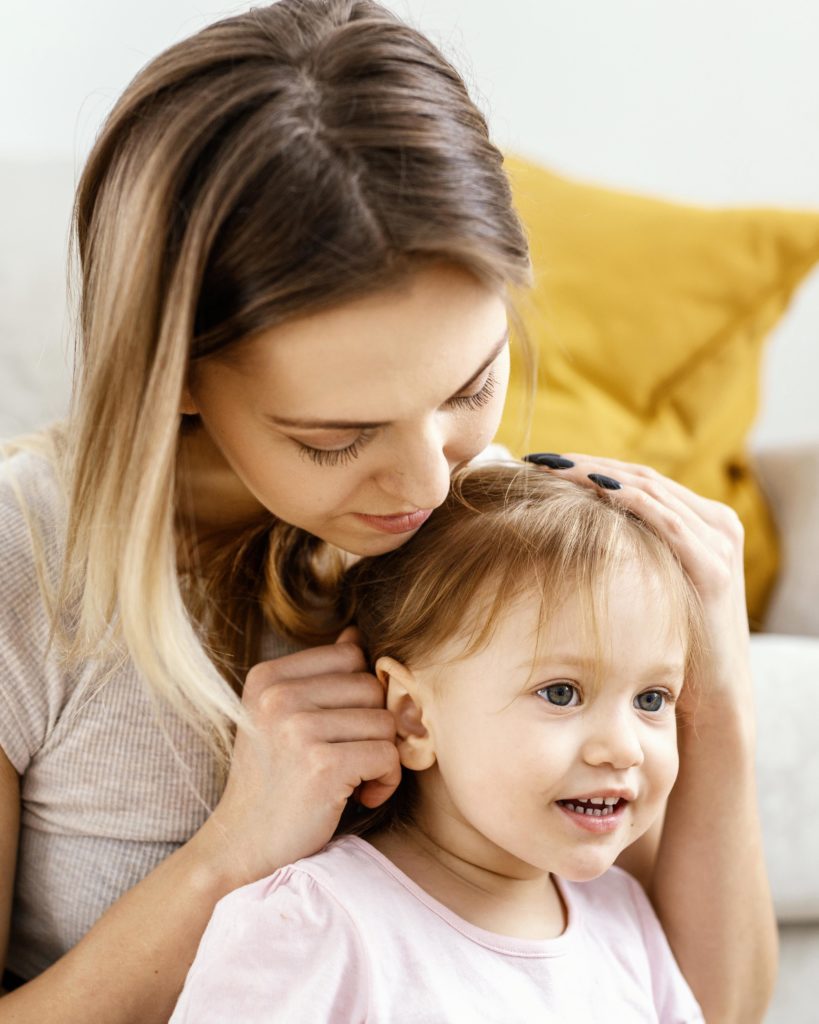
left=0, top=446, right=70, bottom=767
left=0, top=443, right=67, bottom=575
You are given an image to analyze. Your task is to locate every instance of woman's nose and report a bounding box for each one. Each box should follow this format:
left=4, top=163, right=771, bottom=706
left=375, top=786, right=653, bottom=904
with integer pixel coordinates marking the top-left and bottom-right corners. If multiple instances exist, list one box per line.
left=376, top=420, right=454, bottom=511
left=581, top=710, right=645, bottom=771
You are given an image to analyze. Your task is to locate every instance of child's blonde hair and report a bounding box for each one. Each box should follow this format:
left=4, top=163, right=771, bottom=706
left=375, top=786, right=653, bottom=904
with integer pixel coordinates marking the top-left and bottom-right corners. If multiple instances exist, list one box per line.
left=337, top=461, right=704, bottom=835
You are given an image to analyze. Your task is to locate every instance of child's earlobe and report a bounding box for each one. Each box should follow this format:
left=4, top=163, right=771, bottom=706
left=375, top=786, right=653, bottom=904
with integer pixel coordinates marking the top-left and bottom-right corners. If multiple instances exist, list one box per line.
left=375, top=657, right=436, bottom=772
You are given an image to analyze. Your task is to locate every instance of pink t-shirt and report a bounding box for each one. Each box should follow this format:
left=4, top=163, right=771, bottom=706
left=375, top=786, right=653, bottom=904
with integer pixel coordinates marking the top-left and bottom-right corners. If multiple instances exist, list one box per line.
left=171, top=836, right=703, bottom=1023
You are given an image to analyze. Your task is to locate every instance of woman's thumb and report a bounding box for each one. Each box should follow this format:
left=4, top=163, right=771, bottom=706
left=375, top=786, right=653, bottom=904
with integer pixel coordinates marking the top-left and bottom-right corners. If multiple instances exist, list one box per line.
left=335, top=624, right=363, bottom=646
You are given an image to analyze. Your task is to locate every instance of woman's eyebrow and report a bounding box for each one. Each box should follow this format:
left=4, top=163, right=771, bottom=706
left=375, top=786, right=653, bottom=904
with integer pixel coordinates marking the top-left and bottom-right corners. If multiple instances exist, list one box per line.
left=267, top=329, right=509, bottom=431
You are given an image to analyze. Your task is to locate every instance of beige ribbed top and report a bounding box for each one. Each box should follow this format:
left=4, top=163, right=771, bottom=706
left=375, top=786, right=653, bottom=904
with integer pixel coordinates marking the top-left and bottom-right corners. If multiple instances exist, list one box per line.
left=0, top=451, right=297, bottom=980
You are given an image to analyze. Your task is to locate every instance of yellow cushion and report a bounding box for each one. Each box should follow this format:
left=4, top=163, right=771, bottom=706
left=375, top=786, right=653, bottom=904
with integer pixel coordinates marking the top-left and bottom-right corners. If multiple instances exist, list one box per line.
left=498, top=156, right=819, bottom=625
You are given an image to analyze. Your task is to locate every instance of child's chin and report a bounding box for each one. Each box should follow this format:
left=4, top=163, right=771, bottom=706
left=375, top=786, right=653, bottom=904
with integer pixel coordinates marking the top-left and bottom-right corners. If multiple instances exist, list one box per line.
left=556, top=855, right=618, bottom=884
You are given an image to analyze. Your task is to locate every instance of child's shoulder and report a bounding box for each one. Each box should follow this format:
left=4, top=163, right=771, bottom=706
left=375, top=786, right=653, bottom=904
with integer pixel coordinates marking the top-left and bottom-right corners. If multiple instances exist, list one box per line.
left=216, top=835, right=392, bottom=920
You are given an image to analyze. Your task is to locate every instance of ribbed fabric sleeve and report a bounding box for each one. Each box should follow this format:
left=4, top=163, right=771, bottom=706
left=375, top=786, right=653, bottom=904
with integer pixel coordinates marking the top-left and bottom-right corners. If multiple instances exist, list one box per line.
left=0, top=452, right=67, bottom=772
left=0, top=450, right=300, bottom=979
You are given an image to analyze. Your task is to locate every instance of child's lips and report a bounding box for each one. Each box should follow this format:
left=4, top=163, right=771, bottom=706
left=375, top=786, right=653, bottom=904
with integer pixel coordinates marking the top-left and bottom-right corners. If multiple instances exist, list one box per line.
left=555, top=795, right=631, bottom=834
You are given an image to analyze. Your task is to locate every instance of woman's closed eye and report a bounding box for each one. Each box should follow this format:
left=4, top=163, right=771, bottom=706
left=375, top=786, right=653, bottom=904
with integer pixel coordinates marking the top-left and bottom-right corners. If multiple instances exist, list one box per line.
left=292, top=369, right=499, bottom=466
left=295, top=429, right=376, bottom=467
left=446, top=370, right=497, bottom=411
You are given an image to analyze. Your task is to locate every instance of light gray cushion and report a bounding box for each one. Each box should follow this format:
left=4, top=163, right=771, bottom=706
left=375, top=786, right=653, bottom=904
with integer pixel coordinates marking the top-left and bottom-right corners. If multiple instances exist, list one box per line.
left=757, top=444, right=819, bottom=637
left=751, top=633, right=819, bottom=921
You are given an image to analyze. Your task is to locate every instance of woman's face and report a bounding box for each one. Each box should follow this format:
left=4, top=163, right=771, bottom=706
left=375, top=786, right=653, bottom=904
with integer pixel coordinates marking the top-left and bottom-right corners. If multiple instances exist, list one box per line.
left=183, top=264, right=510, bottom=555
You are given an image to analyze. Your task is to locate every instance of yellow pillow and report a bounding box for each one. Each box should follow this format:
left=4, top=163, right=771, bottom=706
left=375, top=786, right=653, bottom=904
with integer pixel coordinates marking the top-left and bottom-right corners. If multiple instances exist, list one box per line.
left=498, top=155, right=819, bottom=625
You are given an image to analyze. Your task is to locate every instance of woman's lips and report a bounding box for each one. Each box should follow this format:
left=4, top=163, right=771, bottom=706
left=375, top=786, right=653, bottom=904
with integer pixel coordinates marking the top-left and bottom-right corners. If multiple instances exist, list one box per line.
left=354, top=509, right=433, bottom=534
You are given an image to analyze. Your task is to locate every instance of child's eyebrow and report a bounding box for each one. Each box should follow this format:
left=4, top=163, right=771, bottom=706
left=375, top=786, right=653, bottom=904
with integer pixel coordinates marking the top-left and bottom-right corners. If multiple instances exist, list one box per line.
left=526, top=654, right=686, bottom=681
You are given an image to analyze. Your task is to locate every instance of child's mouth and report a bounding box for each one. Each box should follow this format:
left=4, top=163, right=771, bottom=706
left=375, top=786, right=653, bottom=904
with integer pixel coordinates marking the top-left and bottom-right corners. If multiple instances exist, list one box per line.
left=557, top=797, right=626, bottom=818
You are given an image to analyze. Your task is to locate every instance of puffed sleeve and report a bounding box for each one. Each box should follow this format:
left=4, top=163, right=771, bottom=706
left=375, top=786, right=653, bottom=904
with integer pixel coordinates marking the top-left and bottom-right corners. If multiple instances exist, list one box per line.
left=170, top=865, right=370, bottom=1024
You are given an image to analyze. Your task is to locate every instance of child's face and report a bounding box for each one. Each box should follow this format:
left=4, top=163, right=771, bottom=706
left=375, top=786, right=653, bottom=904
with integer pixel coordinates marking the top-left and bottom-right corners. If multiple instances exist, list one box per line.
left=391, top=561, right=686, bottom=882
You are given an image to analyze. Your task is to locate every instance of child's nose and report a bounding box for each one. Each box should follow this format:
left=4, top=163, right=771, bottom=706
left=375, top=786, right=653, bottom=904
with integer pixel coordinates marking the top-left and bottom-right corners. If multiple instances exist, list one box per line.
left=581, top=711, right=645, bottom=771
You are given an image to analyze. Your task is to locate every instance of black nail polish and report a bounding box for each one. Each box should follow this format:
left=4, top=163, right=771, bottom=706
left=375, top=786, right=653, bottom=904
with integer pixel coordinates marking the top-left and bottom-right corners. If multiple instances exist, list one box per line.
left=588, top=473, right=622, bottom=491
left=523, top=453, right=575, bottom=469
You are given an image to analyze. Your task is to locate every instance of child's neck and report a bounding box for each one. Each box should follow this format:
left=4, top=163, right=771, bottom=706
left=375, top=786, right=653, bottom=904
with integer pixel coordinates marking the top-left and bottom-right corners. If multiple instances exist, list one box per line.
left=368, top=823, right=566, bottom=941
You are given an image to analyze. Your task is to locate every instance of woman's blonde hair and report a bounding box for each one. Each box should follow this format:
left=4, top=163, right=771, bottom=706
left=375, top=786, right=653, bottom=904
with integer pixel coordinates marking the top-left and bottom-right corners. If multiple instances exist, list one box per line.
left=336, top=462, right=704, bottom=836
left=36, top=0, right=531, bottom=759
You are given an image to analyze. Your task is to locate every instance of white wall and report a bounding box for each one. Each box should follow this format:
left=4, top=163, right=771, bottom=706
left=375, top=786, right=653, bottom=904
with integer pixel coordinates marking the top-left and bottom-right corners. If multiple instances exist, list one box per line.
left=2, top=0, right=818, bottom=442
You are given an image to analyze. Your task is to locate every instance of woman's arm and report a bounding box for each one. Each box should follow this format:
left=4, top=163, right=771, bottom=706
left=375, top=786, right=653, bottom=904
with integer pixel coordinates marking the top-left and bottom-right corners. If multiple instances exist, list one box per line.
left=0, top=634, right=399, bottom=1023
left=653, top=690, right=776, bottom=1024
left=0, top=825, right=244, bottom=1022
left=531, top=452, right=778, bottom=1024
left=0, top=749, right=20, bottom=993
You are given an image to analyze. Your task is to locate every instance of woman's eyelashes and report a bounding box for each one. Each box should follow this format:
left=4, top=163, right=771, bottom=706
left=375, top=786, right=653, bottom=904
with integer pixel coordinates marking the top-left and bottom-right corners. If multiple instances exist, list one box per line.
left=296, top=430, right=376, bottom=467
left=535, top=682, right=677, bottom=713
left=446, top=370, right=497, bottom=411
left=293, top=370, right=500, bottom=466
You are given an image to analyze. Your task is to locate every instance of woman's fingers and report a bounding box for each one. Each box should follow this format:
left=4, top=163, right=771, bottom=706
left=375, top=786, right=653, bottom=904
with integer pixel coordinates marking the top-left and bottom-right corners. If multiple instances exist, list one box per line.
left=242, top=641, right=368, bottom=701
left=535, top=451, right=738, bottom=532
left=278, top=706, right=396, bottom=745
left=525, top=451, right=742, bottom=549
left=524, top=451, right=745, bottom=603
left=334, top=741, right=403, bottom=807
left=249, top=671, right=386, bottom=714
left=209, top=633, right=401, bottom=879
left=336, top=624, right=364, bottom=646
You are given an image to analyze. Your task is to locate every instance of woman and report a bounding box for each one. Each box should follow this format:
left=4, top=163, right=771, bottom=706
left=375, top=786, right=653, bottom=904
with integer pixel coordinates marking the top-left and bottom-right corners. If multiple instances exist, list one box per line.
left=0, top=1, right=775, bottom=1021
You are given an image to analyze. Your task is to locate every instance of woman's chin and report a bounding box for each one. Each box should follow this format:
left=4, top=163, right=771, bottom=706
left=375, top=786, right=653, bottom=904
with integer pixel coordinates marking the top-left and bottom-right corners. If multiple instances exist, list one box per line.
left=324, top=524, right=425, bottom=558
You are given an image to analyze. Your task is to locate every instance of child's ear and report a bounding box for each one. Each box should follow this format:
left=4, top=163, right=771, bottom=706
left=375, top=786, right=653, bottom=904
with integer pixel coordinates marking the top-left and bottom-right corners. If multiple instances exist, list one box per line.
left=375, top=657, right=436, bottom=772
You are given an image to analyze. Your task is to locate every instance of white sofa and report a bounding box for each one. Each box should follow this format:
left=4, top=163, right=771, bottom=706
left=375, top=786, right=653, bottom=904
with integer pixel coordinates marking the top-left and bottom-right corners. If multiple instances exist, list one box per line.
left=1, top=160, right=818, bottom=1023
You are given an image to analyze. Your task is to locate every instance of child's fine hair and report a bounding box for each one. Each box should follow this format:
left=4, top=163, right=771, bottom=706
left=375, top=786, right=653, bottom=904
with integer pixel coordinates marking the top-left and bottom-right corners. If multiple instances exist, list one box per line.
left=337, top=461, right=705, bottom=836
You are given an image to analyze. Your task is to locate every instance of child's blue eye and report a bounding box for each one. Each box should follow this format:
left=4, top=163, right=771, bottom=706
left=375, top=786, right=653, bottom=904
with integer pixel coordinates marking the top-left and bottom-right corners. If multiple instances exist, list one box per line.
left=537, top=683, right=579, bottom=707
left=634, top=691, right=665, bottom=713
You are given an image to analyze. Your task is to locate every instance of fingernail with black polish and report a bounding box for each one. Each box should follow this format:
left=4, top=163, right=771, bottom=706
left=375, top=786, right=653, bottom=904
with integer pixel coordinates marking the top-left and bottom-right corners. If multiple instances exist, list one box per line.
left=523, top=453, right=575, bottom=469
left=588, top=473, right=622, bottom=490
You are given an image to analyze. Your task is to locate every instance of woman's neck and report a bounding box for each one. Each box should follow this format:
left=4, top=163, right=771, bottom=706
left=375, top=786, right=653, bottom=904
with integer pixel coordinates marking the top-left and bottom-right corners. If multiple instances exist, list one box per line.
left=367, top=823, right=566, bottom=941
left=176, top=419, right=267, bottom=535
left=175, top=421, right=269, bottom=572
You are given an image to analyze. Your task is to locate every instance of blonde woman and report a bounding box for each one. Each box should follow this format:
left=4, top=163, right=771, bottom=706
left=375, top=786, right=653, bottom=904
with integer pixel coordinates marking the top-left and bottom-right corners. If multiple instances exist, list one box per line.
left=0, top=1, right=775, bottom=1021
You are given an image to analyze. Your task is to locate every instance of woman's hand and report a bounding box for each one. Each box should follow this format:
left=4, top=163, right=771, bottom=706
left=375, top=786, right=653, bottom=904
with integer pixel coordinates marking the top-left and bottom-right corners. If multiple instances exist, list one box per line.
left=196, top=627, right=400, bottom=888
left=524, top=451, right=752, bottom=709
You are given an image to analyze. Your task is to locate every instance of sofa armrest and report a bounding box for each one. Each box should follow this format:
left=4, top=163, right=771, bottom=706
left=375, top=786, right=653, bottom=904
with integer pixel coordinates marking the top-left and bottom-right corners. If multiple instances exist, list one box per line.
left=753, top=442, right=819, bottom=636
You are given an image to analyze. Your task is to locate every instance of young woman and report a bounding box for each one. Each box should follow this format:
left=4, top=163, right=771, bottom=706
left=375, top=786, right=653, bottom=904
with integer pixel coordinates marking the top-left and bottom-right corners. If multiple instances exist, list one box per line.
left=0, top=1, right=775, bottom=1021
left=172, top=462, right=708, bottom=1022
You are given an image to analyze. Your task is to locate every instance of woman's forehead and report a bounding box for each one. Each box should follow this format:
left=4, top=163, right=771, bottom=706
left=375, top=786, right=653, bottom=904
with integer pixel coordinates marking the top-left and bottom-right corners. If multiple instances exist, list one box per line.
left=217, top=266, right=508, bottom=415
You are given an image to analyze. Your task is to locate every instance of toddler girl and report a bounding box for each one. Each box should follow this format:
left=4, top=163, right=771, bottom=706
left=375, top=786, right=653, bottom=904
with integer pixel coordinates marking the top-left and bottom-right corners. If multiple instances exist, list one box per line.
left=171, top=463, right=705, bottom=1023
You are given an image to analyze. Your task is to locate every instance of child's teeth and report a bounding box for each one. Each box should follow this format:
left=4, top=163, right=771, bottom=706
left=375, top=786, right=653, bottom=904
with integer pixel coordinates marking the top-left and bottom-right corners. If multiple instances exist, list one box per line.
left=560, top=798, right=623, bottom=817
